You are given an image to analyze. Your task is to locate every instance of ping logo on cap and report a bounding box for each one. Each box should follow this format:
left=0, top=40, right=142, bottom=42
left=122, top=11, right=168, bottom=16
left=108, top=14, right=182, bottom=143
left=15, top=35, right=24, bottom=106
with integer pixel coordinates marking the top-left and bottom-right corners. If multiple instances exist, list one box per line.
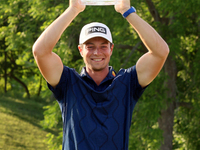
left=86, top=26, right=107, bottom=35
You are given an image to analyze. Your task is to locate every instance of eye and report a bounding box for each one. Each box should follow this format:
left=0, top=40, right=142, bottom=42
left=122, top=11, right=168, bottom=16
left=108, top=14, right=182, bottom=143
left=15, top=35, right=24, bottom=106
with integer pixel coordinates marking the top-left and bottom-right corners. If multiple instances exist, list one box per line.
left=86, top=45, right=95, bottom=50
left=101, top=46, right=108, bottom=49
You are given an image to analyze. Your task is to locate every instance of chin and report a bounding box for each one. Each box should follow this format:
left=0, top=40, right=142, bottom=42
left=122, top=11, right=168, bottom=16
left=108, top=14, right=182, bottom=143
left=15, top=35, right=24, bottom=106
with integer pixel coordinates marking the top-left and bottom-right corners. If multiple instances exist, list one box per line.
left=92, top=67, right=104, bottom=72
left=90, top=65, right=108, bottom=72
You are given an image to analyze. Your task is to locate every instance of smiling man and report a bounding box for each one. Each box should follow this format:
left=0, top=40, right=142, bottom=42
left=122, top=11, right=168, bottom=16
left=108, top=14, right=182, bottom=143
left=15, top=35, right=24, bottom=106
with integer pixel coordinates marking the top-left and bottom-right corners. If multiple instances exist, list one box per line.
left=78, top=23, right=114, bottom=86
left=32, top=0, right=169, bottom=149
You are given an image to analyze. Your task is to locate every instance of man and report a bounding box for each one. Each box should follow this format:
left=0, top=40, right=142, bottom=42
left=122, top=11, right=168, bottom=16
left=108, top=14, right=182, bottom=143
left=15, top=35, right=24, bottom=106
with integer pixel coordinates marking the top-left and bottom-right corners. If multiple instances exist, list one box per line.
left=32, top=0, right=169, bottom=149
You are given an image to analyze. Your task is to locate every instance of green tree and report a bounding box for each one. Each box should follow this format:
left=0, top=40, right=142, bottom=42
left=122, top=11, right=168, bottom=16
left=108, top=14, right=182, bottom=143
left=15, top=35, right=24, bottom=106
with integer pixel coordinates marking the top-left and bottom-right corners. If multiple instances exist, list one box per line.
left=35, top=0, right=200, bottom=149
left=0, top=0, right=40, bottom=97
left=1, top=0, right=200, bottom=149
left=129, top=0, right=200, bottom=149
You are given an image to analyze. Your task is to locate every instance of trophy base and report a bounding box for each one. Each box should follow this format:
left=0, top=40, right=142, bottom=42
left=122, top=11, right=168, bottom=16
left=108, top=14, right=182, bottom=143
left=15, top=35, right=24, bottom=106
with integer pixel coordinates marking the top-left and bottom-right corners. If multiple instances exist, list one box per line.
left=81, top=0, right=119, bottom=5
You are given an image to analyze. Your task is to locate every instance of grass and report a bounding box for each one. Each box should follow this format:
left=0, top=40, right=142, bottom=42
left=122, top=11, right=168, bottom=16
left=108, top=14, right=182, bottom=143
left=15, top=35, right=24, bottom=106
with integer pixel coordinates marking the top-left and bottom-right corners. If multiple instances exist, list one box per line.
left=0, top=94, right=55, bottom=150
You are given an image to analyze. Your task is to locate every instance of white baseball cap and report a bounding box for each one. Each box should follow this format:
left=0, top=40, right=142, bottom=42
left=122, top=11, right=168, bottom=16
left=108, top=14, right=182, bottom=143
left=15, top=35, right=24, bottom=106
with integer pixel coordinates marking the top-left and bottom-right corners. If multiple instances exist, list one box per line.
left=79, top=22, right=113, bottom=44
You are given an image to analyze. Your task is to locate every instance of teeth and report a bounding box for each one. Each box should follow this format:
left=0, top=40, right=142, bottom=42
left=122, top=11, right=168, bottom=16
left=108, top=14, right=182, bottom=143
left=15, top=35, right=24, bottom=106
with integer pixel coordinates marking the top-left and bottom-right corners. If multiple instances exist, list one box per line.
left=93, top=59, right=102, bottom=61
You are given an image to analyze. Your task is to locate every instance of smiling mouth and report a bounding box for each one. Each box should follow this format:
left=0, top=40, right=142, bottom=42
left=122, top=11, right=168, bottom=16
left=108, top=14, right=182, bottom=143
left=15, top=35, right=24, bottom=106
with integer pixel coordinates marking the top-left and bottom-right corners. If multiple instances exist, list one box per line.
left=92, top=58, right=104, bottom=62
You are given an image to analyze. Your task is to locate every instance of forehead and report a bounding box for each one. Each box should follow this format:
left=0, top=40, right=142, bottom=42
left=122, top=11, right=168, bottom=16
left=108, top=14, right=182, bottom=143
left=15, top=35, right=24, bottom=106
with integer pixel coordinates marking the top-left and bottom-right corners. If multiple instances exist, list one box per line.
left=84, top=37, right=109, bottom=45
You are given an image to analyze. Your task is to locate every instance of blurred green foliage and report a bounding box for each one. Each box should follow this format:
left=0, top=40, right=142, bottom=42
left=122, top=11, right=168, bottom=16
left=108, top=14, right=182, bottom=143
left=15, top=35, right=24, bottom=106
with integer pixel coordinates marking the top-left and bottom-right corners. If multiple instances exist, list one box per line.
left=0, top=0, right=200, bottom=149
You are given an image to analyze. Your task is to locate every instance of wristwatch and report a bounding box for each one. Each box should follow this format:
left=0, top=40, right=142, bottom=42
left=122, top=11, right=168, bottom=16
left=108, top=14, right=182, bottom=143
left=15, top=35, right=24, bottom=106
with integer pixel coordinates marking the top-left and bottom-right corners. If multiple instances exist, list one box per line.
left=122, top=7, right=137, bottom=18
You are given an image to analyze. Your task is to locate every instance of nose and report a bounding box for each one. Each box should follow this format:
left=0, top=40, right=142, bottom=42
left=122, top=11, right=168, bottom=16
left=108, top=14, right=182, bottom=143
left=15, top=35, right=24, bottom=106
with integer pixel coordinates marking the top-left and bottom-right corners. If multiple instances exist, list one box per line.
left=93, top=48, right=100, bottom=55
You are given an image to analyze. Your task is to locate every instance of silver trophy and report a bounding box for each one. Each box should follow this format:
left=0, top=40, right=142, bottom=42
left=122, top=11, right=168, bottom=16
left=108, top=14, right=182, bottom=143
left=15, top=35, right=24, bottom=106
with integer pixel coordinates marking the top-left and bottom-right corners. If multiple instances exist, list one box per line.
left=81, top=0, right=119, bottom=5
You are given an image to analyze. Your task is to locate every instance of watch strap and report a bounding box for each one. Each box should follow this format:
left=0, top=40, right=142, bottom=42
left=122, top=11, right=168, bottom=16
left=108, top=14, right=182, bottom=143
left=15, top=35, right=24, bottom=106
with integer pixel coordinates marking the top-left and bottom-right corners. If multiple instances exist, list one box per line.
left=122, top=7, right=136, bottom=18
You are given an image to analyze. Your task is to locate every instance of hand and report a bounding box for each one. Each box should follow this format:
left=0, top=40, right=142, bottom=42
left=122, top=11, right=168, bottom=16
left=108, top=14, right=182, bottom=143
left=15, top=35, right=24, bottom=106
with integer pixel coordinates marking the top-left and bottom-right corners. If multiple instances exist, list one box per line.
left=69, top=0, right=86, bottom=13
left=114, top=0, right=130, bottom=14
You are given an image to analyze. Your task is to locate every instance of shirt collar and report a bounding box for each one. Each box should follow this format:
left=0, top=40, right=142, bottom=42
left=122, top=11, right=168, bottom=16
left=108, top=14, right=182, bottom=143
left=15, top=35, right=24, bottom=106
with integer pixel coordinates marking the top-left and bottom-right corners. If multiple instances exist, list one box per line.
left=80, top=66, right=116, bottom=81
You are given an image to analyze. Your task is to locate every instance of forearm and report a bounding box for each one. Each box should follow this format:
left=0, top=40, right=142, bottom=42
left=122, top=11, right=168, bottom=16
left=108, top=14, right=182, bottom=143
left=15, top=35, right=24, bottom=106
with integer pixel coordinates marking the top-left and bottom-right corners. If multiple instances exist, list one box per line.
left=33, top=7, right=80, bottom=56
left=126, top=12, right=169, bottom=58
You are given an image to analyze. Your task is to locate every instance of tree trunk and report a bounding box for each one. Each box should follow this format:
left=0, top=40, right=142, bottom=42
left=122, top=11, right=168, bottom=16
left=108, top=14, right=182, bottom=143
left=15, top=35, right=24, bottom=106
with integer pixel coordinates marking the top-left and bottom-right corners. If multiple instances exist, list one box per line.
left=10, top=74, right=30, bottom=98
left=4, top=51, right=7, bottom=93
left=37, top=76, right=42, bottom=97
left=158, top=103, right=175, bottom=150
left=158, top=55, right=177, bottom=150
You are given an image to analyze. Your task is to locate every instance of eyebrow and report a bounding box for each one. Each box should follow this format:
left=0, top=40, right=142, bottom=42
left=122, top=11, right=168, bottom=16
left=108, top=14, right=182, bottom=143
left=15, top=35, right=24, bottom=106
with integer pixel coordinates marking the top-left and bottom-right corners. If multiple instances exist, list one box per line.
left=85, top=42, right=94, bottom=45
left=102, top=42, right=109, bottom=44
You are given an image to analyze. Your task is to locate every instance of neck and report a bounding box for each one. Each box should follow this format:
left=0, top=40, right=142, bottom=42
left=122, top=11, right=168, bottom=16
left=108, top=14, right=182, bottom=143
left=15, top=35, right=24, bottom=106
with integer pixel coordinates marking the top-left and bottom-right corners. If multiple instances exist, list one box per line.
left=86, top=66, right=109, bottom=86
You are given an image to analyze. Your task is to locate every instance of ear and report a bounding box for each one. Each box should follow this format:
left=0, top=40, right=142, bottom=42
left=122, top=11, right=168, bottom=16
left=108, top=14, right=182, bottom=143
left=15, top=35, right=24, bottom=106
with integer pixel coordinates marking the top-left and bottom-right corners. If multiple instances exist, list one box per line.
left=110, top=43, right=114, bottom=56
left=78, top=45, right=83, bottom=57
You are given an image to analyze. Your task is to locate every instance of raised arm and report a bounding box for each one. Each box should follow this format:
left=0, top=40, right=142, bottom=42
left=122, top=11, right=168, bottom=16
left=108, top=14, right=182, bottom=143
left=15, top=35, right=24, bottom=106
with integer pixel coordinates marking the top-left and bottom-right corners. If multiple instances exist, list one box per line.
left=32, top=0, right=85, bottom=88
left=115, top=0, right=169, bottom=88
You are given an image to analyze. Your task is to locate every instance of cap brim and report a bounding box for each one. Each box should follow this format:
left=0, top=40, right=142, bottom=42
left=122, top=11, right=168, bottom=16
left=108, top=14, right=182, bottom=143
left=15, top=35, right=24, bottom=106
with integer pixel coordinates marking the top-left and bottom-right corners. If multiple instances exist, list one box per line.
left=80, top=34, right=112, bottom=44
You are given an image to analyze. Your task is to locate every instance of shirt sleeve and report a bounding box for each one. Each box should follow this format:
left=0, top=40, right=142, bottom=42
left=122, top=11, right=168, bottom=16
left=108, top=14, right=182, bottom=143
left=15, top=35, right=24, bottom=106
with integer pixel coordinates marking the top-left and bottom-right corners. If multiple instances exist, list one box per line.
left=47, top=66, right=69, bottom=101
left=130, top=65, right=148, bottom=100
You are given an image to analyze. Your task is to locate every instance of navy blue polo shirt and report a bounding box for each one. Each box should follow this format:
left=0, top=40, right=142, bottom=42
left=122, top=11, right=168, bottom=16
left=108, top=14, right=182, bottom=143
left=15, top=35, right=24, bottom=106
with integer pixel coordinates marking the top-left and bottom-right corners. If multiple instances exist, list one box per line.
left=48, top=65, right=146, bottom=150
